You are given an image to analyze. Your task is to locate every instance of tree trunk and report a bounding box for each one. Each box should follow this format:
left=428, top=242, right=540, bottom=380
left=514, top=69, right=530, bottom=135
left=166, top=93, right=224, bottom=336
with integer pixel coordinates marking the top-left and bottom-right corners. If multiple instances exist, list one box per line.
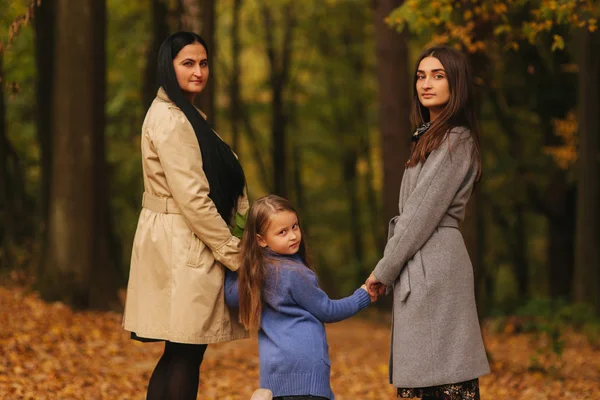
left=463, top=189, right=487, bottom=314
left=514, top=204, right=528, bottom=299
left=143, top=0, right=169, bottom=110
left=292, top=146, right=305, bottom=220
left=573, top=29, right=600, bottom=314
left=34, top=0, right=55, bottom=273
left=0, top=53, right=11, bottom=269
left=343, top=150, right=365, bottom=282
left=545, top=172, right=576, bottom=299
left=261, top=3, right=295, bottom=198
left=361, top=133, right=384, bottom=251
left=181, top=0, right=201, bottom=33
left=374, top=0, right=410, bottom=232
left=0, top=56, right=26, bottom=269
left=196, top=0, right=215, bottom=124
left=41, top=0, right=118, bottom=310
left=90, top=0, right=121, bottom=308
left=488, top=87, right=530, bottom=300
left=229, top=0, right=242, bottom=154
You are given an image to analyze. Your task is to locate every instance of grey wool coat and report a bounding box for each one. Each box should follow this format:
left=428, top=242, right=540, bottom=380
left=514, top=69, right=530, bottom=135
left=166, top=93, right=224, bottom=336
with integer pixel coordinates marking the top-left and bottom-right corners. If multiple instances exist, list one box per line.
left=373, top=127, right=490, bottom=388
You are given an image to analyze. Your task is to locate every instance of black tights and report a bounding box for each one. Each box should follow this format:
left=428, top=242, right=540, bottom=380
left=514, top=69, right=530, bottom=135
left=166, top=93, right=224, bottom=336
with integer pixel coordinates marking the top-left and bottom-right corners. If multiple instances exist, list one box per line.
left=146, top=341, right=208, bottom=400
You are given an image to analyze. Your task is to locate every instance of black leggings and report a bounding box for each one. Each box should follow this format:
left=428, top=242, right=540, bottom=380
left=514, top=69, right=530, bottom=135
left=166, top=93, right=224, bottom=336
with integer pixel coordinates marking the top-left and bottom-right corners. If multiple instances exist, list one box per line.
left=274, top=397, right=329, bottom=400
left=146, top=341, right=208, bottom=400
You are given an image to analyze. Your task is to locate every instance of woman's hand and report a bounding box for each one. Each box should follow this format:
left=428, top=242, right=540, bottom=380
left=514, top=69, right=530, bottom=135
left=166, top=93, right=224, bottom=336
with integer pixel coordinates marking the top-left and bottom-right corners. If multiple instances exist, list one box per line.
left=365, top=272, right=386, bottom=298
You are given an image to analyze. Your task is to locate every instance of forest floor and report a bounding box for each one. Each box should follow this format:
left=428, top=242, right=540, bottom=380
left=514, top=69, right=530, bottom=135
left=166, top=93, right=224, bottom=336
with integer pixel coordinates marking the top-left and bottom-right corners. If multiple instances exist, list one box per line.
left=0, top=284, right=599, bottom=399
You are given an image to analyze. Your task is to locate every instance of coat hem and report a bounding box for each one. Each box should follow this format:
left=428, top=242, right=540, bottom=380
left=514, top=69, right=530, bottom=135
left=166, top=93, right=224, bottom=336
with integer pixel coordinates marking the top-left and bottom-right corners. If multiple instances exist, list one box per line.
left=391, top=368, right=490, bottom=389
left=123, top=325, right=249, bottom=345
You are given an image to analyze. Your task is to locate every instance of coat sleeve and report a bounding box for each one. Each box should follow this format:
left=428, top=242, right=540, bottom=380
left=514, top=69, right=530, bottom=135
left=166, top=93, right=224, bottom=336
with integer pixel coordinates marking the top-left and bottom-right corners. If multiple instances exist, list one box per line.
left=373, top=130, right=476, bottom=286
left=154, top=108, right=242, bottom=271
left=287, top=267, right=371, bottom=323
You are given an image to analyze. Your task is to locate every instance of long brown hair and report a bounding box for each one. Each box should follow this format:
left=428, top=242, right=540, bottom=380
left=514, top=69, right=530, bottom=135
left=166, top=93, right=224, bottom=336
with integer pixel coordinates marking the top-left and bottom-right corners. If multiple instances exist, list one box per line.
left=237, top=195, right=311, bottom=331
left=407, top=46, right=482, bottom=180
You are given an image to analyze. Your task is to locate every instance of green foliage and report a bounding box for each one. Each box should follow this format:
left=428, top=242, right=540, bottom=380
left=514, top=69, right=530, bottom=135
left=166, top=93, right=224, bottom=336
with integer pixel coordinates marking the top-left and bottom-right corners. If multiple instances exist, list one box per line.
left=388, top=0, right=599, bottom=53
left=231, top=211, right=247, bottom=240
left=516, top=298, right=599, bottom=330
left=490, top=299, right=599, bottom=374
left=0, top=0, right=592, bottom=312
left=515, top=298, right=600, bottom=371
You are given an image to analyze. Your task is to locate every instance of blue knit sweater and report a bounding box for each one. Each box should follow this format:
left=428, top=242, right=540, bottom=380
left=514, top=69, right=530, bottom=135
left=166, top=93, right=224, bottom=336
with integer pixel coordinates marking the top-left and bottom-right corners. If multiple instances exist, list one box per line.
left=225, top=253, right=371, bottom=399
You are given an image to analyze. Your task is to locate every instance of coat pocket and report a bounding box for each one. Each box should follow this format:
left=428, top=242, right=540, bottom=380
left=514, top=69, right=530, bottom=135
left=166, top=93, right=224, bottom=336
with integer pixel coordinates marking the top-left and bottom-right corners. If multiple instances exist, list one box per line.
left=185, top=233, right=206, bottom=268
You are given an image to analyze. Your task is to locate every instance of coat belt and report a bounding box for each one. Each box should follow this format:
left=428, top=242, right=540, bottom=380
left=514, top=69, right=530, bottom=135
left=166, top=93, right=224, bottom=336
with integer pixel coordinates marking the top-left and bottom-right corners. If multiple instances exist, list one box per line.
left=142, top=192, right=181, bottom=214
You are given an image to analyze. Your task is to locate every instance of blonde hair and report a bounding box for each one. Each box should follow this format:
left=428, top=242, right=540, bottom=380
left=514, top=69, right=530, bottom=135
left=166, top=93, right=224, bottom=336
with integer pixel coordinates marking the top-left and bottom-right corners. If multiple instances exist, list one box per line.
left=237, top=195, right=311, bottom=330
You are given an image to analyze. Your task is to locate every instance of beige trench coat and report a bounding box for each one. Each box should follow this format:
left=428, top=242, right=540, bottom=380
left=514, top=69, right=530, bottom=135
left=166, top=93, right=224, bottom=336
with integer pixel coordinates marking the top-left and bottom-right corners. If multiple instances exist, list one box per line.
left=122, top=88, right=249, bottom=344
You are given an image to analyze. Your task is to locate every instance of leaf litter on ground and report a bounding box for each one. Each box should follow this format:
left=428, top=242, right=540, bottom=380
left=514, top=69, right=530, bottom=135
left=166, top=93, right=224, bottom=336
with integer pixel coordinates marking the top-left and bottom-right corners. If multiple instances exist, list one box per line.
left=0, top=286, right=599, bottom=399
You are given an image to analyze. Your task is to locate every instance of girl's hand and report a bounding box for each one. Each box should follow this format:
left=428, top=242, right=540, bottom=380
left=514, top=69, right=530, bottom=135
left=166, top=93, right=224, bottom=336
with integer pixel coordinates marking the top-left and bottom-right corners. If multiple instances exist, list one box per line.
left=365, top=272, right=386, bottom=297
left=361, top=284, right=378, bottom=303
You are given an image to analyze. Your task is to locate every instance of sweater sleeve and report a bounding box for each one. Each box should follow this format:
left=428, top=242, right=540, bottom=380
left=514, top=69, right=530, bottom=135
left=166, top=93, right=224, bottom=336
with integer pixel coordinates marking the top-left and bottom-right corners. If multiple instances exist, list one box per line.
left=153, top=109, right=242, bottom=271
left=373, top=131, right=475, bottom=286
left=224, top=269, right=240, bottom=308
left=286, top=268, right=371, bottom=323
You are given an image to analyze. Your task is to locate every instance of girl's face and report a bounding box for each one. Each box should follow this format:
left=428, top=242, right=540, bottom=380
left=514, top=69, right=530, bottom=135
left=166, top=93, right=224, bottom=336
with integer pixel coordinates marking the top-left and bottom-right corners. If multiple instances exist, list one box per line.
left=257, top=211, right=302, bottom=256
left=416, top=56, right=450, bottom=120
left=173, top=42, right=209, bottom=102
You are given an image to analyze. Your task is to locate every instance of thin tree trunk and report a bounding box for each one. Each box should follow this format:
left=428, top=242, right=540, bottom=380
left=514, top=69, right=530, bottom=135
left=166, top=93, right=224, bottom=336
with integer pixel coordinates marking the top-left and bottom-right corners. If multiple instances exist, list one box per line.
left=374, top=0, right=410, bottom=234
left=546, top=173, right=576, bottom=299
left=361, top=133, right=384, bottom=251
left=0, top=53, right=12, bottom=269
left=230, top=0, right=242, bottom=154
left=181, top=0, right=200, bottom=33
left=0, top=60, right=25, bottom=269
left=197, top=0, right=215, bottom=123
left=34, top=0, right=55, bottom=274
left=239, top=102, right=271, bottom=190
left=261, top=2, right=295, bottom=198
left=144, top=0, right=169, bottom=110
left=343, top=151, right=364, bottom=281
left=514, top=204, right=528, bottom=299
left=463, top=190, right=484, bottom=313
left=292, top=146, right=305, bottom=219
left=41, top=0, right=118, bottom=310
left=488, top=87, right=530, bottom=299
left=89, top=0, right=121, bottom=308
left=573, top=29, right=600, bottom=314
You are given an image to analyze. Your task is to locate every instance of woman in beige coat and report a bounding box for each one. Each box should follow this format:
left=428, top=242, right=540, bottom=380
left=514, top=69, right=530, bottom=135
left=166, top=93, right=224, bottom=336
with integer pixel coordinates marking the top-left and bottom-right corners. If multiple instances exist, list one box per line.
left=122, top=32, right=249, bottom=399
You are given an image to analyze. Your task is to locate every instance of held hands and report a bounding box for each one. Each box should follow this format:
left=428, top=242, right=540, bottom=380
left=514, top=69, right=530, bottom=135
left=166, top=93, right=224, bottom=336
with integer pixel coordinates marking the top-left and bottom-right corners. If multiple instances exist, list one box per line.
left=365, top=272, right=386, bottom=302
left=360, top=284, right=378, bottom=303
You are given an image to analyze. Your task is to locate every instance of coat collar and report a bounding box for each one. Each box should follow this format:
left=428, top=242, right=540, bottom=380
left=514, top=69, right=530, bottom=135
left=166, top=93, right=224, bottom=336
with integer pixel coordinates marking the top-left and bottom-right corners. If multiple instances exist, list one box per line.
left=155, top=87, right=208, bottom=120
left=156, top=86, right=171, bottom=103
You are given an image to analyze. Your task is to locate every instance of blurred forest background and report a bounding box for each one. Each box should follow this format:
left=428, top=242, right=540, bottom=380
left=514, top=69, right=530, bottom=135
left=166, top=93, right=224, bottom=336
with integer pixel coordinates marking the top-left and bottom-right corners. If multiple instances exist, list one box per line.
left=0, top=0, right=598, bottom=328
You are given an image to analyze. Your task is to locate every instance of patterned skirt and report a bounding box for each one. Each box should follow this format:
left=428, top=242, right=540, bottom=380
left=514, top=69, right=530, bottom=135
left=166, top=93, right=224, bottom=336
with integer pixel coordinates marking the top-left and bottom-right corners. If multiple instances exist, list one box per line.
left=397, top=378, right=480, bottom=399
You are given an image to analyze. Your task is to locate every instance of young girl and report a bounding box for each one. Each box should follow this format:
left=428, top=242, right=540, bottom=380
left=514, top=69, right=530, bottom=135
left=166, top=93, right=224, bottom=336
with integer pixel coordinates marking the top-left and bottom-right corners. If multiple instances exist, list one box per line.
left=366, top=46, right=490, bottom=399
left=225, top=195, right=374, bottom=400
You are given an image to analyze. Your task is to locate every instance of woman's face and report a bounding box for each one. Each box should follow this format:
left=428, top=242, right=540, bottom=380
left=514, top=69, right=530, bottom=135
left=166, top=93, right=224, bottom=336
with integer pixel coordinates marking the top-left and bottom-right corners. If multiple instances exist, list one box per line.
left=416, top=56, right=450, bottom=119
left=173, top=42, right=209, bottom=101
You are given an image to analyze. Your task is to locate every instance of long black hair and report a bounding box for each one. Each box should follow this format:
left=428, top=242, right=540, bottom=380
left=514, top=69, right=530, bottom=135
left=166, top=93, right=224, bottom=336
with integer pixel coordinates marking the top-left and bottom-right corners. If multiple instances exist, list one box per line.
left=157, top=31, right=245, bottom=223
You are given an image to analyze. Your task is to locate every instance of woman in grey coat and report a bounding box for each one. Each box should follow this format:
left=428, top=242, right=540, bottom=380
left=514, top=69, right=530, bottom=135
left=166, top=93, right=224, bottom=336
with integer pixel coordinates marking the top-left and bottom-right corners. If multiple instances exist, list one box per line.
left=366, top=46, right=490, bottom=399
